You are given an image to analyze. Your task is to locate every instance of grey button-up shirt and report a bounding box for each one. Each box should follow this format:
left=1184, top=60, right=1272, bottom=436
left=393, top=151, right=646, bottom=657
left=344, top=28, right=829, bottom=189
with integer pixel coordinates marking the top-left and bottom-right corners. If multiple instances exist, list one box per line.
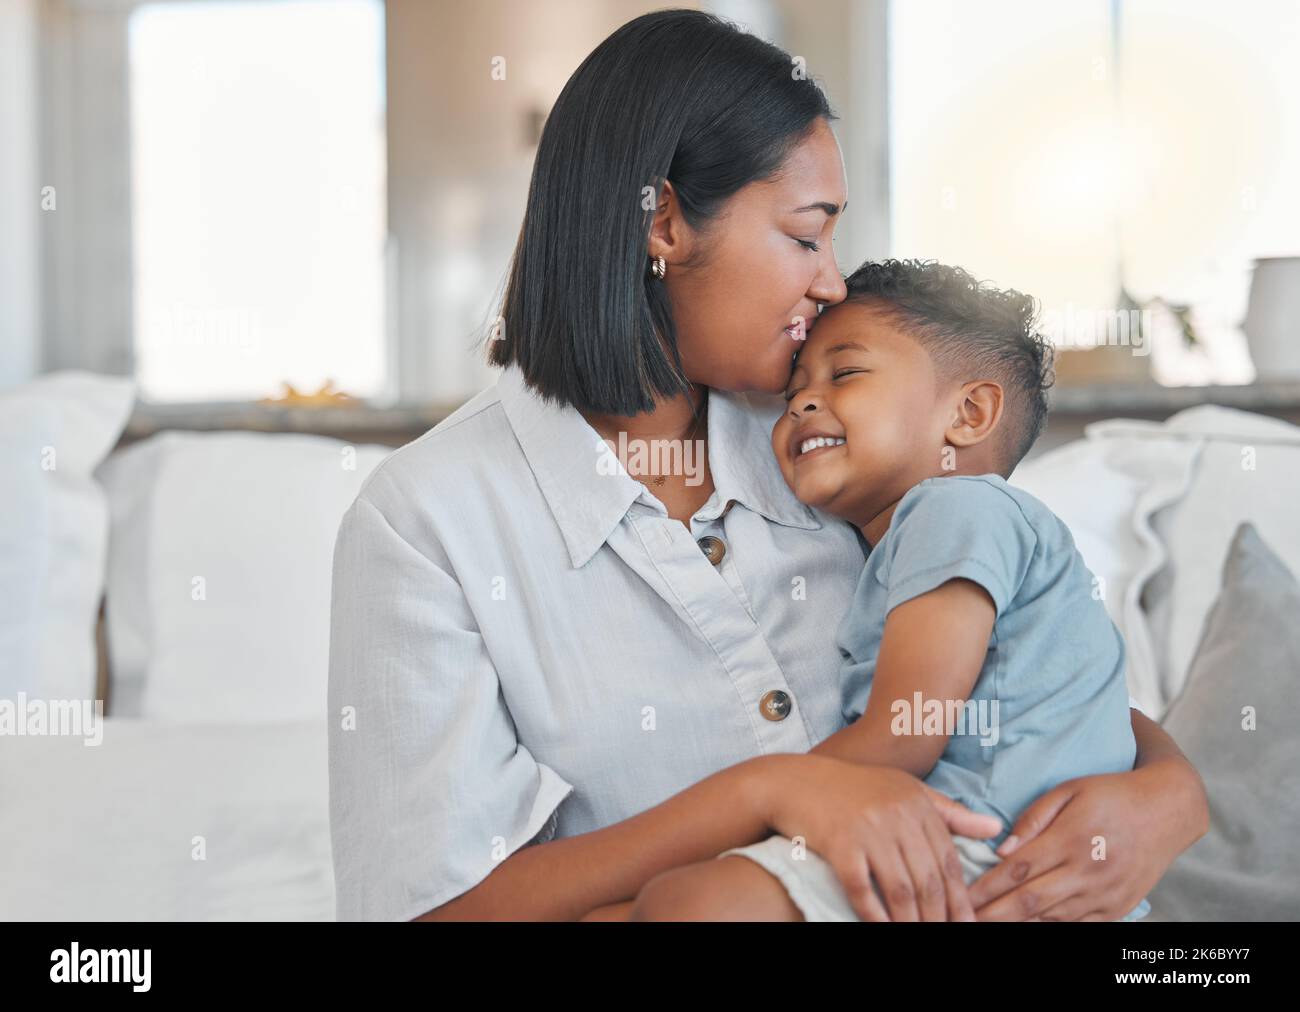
left=327, top=362, right=866, bottom=920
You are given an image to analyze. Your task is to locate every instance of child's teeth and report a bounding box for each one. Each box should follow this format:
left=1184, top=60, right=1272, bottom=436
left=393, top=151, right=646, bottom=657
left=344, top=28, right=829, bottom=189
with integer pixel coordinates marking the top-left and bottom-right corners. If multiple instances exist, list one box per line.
left=799, top=436, right=847, bottom=455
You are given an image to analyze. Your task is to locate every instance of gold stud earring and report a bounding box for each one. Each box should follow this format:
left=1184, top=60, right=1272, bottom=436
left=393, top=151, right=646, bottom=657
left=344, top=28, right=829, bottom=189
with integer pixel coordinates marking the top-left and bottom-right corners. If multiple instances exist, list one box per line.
left=650, top=255, right=666, bottom=280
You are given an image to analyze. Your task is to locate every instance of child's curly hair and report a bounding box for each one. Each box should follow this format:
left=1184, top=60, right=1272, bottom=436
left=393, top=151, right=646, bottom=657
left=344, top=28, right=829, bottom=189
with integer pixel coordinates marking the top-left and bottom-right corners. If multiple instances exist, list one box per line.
left=842, top=259, right=1055, bottom=473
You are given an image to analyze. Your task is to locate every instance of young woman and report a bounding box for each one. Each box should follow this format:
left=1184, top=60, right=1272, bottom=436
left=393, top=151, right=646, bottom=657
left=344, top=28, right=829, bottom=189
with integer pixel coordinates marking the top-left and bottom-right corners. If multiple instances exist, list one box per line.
left=327, top=9, right=1206, bottom=922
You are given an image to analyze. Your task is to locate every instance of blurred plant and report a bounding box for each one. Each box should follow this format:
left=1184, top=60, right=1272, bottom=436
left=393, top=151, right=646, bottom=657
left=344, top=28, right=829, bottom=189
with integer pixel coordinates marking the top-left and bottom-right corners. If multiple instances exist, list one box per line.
left=259, top=379, right=357, bottom=407
left=1122, top=287, right=1201, bottom=347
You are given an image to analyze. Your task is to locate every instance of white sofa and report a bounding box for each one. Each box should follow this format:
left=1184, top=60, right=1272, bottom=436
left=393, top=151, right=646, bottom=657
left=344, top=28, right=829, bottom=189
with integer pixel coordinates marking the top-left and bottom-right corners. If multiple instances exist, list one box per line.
left=1, top=372, right=391, bottom=920
left=2, top=372, right=1297, bottom=920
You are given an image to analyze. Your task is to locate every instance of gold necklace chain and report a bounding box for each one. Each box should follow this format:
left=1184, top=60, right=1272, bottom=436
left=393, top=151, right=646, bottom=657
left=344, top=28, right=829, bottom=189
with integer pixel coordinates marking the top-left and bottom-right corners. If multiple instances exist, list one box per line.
left=645, top=393, right=708, bottom=488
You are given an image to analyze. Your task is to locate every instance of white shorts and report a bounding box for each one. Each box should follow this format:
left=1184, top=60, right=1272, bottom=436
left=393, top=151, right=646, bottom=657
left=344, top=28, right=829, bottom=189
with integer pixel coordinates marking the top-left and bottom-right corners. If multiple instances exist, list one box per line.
left=719, top=834, right=1148, bottom=922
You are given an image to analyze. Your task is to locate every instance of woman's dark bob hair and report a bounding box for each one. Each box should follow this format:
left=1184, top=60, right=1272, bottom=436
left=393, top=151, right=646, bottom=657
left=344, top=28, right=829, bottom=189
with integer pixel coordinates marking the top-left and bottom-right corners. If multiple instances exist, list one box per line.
left=486, top=8, right=835, bottom=415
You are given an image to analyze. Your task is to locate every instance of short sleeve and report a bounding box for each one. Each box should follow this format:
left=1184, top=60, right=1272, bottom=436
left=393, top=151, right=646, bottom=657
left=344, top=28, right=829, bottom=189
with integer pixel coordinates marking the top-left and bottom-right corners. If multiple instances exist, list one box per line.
left=878, top=478, right=1038, bottom=618
left=327, top=495, right=574, bottom=921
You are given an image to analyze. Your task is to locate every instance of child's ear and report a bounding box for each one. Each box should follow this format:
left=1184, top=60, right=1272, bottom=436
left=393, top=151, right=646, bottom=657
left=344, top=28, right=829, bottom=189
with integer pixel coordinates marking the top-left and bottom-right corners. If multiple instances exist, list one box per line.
left=947, top=380, right=1004, bottom=448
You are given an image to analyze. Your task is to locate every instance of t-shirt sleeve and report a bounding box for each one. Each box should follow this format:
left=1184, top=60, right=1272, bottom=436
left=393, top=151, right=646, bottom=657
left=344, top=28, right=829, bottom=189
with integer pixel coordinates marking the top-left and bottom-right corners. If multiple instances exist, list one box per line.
left=877, top=478, right=1039, bottom=618
left=327, top=494, right=575, bottom=921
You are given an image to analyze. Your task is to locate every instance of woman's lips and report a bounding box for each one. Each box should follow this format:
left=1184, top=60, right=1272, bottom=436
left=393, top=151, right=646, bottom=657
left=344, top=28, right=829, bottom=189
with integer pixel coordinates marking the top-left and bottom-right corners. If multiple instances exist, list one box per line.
left=784, top=317, right=806, bottom=341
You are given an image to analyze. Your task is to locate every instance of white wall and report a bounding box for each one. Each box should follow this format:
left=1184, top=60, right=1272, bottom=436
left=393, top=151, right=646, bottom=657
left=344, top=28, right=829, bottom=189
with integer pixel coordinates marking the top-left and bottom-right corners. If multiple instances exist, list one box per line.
left=768, top=0, right=891, bottom=271
left=0, top=0, right=40, bottom=387
left=385, top=0, right=699, bottom=403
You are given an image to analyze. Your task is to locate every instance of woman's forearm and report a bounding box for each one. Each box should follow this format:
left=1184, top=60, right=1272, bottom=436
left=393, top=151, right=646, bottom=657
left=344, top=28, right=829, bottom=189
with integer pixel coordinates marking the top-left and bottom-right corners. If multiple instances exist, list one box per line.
left=415, top=754, right=789, bottom=921
left=1129, top=708, right=1209, bottom=846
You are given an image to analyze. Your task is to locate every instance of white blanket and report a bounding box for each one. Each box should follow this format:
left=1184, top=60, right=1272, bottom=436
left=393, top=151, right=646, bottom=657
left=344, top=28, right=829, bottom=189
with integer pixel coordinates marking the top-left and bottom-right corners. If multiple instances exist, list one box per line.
left=1014, top=405, right=1300, bottom=719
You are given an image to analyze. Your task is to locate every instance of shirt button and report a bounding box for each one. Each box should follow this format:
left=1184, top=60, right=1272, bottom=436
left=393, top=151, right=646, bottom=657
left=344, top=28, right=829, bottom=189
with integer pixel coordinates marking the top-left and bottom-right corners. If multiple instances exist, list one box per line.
left=697, top=535, right=726, bottom=566
left=759, top=690, right=792, bottom=722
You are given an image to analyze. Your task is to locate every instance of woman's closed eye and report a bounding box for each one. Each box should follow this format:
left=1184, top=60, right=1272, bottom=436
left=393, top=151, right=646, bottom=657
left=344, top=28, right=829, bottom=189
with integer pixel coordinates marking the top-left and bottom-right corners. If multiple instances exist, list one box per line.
left=793, top=237, right=821, bottom=252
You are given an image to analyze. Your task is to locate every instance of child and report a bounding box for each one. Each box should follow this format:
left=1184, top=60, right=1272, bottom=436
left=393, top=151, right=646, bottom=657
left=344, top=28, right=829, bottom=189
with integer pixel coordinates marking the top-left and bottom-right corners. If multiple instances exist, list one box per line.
left=637, top=259, right=1149, bottom=922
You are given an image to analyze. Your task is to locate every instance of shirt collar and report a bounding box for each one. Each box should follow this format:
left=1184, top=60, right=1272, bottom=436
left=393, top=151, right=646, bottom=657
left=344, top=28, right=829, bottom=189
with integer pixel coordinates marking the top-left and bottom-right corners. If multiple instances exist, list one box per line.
left=497, top=363, right=821, bottom=568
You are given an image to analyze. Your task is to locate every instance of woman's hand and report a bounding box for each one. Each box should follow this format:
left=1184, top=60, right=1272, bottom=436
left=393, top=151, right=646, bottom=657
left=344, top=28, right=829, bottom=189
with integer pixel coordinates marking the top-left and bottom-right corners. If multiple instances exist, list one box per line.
left=753, top=754, right=1003, bottom=922
left=967, top=760, right=1208, bottom=921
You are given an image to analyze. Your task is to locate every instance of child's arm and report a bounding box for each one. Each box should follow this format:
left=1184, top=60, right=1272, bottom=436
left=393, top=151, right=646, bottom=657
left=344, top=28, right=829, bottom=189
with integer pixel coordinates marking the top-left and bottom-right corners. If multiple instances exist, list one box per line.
left=812, top=577, right=996, bottom=778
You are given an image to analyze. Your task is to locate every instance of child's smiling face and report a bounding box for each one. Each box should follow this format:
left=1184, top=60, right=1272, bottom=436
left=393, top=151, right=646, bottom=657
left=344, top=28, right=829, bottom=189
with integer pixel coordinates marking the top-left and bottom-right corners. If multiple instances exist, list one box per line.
left=772, top=299, right=956, bottom=528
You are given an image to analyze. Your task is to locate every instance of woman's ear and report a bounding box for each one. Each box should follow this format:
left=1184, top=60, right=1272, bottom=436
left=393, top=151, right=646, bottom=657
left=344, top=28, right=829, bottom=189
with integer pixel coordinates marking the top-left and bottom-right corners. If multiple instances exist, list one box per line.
left=647, top=179, right=690, bottom=265
left=947, top=380, right=1004, bottom=448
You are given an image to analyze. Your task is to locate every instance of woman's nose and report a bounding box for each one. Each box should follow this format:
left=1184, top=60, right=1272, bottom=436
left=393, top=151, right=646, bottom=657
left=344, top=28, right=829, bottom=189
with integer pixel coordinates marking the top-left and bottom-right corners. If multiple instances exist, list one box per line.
left=808, top=251, right=848, bottom=307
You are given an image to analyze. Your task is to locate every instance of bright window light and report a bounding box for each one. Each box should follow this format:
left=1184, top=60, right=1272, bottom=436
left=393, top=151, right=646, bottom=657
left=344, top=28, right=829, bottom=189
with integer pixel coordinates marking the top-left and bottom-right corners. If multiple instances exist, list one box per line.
left=129, top=0, right=387, bottom=402
left=890, top=0, right=1300, bottom=385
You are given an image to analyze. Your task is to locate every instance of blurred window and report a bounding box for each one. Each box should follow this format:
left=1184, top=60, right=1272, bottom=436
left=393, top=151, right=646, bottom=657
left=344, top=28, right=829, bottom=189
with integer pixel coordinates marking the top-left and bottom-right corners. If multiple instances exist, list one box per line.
left=128, top=0, right=387, bottom=402
left=890, top=0, right=1300, bottom=384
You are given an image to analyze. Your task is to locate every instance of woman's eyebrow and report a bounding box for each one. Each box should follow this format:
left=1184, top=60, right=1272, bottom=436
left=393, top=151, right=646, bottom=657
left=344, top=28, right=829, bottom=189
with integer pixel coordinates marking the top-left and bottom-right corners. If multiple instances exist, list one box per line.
left=791, top=200, right=845, bottom=216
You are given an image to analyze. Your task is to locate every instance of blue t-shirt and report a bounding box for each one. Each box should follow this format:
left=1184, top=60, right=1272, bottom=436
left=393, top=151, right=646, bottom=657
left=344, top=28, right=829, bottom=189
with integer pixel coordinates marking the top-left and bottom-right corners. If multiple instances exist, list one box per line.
left=837, top=474, right=1148, bottom=917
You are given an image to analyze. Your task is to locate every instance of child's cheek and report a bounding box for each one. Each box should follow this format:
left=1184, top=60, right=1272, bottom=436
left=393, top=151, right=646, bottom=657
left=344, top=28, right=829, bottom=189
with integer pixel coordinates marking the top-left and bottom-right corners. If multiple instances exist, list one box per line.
left=771, top=429, right=796, bottom=489
left=771, top=420, right=789, bottom=463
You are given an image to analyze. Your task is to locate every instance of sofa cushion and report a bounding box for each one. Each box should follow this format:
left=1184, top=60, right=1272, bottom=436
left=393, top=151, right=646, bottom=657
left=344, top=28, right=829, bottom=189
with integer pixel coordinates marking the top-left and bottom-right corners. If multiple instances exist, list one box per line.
left=0, top=371, right=134, bottom=700
left=96, top=430, right=390, bottom=721
left=1148, top=523, right=1300, bottom=920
